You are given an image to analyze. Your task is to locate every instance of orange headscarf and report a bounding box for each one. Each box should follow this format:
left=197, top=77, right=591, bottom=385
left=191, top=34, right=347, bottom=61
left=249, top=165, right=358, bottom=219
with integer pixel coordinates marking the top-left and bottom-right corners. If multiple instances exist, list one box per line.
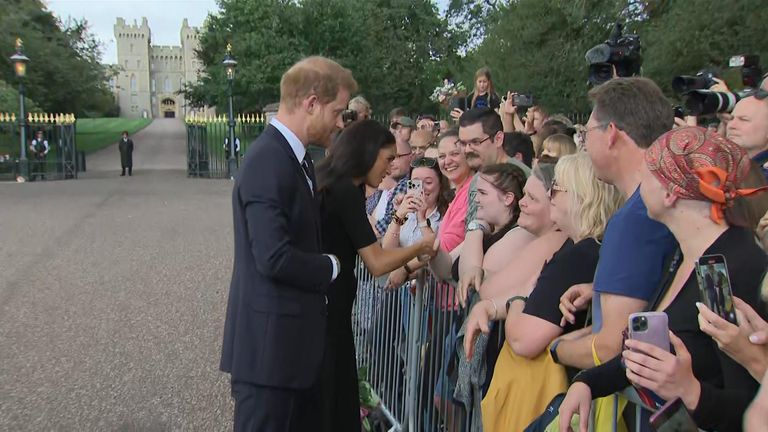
left=645, top=126, right=767, bottom=224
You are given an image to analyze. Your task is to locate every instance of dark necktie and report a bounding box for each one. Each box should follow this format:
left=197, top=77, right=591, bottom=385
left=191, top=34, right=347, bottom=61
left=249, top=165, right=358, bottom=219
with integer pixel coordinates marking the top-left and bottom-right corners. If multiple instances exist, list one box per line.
left=302, top=154, right=316, bottom=194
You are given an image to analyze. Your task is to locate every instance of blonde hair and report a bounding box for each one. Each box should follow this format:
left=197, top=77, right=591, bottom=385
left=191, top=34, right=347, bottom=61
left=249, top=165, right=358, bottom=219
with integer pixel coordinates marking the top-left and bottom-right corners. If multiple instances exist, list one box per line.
left=279, top=56, right=358, bottom=112
left=471, top=66, right=496, bottom=108
left=555, top=152, right=624, bottom=241
left=349, top=95, right=371, bottom=114
left=542, top=134, right=577, bottom=159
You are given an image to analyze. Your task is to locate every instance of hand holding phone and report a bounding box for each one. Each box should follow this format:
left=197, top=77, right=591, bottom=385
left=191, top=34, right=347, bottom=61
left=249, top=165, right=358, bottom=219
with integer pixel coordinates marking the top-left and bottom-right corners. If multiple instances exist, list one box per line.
left=628, top=312, right=671, bottom=352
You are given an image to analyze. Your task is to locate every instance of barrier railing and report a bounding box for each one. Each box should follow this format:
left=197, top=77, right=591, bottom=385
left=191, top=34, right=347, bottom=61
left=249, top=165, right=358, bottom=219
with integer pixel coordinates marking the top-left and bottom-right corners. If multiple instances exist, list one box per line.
left=0, top=112, right=77, bottom=181
left=352, top=257, right=475, bottom=431
left=352, top=256, right=650, bottom=432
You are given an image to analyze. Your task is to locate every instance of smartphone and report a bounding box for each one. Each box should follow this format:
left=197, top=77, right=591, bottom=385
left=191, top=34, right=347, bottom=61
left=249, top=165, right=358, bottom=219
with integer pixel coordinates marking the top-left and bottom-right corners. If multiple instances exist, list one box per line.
left=628, top=312, right=670, bottom=352
left=512, top=93, right=535, bottom=108
left=407, top=179, right=423, bottom=198
left=695, top=254, right=737, bottom=325
left=650, top=397, right=698, bottom=432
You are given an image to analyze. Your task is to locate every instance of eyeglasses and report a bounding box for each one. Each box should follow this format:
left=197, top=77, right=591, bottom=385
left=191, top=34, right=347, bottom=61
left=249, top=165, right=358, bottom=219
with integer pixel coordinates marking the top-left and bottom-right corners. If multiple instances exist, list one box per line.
left=410, top=157, right=438, bottom=168
left=548, top=178, right=568, bottom=198
left=576, top=123, right=608, bottom=146
left=457, top=135, right=492, bottom=148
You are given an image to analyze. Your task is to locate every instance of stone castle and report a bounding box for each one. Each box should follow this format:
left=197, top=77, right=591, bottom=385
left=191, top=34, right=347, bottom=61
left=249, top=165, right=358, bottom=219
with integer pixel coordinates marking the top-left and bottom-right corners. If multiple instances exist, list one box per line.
left=113, top=18, right=210, bottom=119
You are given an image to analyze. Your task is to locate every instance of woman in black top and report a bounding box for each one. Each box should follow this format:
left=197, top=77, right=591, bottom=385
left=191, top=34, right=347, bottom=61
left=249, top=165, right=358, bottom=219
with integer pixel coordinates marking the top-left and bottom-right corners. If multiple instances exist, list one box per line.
left=558, top=127, right=768, bottom=432
left=315, top=120, right=438, bottom=432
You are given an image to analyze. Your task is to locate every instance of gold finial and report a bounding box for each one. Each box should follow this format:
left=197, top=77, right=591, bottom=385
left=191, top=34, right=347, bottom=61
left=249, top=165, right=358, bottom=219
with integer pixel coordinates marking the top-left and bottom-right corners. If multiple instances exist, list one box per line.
left=15, top=38, right=23, bottom=51
left=10, top=113, right=16, bottom=122
left=226, top=42, right=232, bottom=53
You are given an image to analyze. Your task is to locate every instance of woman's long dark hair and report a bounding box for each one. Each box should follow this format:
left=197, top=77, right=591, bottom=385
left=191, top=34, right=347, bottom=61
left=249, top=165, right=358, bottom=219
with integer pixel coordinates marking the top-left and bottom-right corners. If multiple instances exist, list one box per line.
left=316, top=119, right=395, bottom=192
left=409, top=160, right=450, bottom=217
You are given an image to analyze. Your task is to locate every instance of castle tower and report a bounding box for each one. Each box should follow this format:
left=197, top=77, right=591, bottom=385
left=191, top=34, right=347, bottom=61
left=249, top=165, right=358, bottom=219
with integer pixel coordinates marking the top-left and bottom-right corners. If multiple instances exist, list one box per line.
left=114, top=18, right=152, bottom=118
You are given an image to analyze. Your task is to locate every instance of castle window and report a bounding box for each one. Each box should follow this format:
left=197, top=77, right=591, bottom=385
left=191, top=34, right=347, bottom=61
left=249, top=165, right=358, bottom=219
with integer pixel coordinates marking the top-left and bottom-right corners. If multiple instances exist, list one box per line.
left=130, top=74, right=137, bottom=92
left=130, top=44, right=134, bottom=53
left=164, top=77, right=171, bottom=92
left=124, top=60, right=128, bottom=68
left=137, top=60, right=141, bottom=69
left=151, top=79, right=156, bottom=92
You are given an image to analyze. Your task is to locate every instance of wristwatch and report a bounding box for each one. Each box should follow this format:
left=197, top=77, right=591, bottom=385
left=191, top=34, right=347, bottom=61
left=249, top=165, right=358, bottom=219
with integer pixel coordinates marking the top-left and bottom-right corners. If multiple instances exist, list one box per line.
left=418, top=219, right=431, bottom=228
left=549, top=339, right=562, bottom=365
left=505, top=296, right=528, bottom=313
left=467, top=220, right=489, bottom=233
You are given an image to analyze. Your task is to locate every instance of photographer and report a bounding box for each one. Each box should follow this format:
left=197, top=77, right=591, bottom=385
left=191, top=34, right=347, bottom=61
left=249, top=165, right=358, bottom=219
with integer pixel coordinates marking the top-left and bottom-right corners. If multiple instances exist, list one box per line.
left=727, top=92, right=768, bottom=179
left=348, top=95, right=371, bottom=120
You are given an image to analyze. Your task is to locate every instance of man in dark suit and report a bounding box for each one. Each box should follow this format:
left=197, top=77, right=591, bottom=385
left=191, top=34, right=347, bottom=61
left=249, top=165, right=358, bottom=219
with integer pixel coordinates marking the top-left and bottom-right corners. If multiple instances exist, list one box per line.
left=220, top=56, right=357, bottom=431
left=118, top=131, right=134, bottom=176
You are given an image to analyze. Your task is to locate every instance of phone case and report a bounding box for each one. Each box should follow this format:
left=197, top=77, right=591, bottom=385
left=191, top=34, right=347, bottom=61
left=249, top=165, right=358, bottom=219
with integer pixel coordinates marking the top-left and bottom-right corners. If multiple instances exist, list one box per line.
left=628, top=312, right=670, bottom=352
left=695, top=254, right=738, bottom=325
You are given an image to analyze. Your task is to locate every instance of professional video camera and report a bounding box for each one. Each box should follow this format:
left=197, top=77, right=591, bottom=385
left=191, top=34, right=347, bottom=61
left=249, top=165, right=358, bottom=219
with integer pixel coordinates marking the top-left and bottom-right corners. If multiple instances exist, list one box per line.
left=585, top=23, right=643, bottom=86
left=341, top=109, right=358, bottom=126
left=677, top=55, right=763, bottom=116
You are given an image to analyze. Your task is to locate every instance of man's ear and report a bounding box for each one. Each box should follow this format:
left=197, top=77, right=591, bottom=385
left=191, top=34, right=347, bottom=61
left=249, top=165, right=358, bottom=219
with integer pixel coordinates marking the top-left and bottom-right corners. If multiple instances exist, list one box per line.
left=303, top=94, right=319, bottom=114
left=494, top=130, right=505, bottom=148
left=514, top=152, right=523, bottom=161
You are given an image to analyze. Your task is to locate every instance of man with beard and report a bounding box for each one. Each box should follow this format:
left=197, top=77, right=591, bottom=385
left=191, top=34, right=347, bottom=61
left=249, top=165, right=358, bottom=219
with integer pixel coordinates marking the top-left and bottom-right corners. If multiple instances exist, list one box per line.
left=220, top=56, right=356, bottom=432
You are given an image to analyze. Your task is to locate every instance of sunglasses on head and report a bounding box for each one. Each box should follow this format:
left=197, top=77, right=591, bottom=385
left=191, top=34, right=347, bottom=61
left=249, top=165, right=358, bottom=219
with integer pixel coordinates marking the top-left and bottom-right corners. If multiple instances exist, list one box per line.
left=410, top=157, right=438, bottom=168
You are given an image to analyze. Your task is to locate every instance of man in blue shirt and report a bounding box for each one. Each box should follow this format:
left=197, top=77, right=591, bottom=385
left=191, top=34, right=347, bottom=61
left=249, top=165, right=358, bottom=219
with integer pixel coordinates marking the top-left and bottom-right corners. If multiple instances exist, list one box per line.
left=551, top=77, right=677, bottom=369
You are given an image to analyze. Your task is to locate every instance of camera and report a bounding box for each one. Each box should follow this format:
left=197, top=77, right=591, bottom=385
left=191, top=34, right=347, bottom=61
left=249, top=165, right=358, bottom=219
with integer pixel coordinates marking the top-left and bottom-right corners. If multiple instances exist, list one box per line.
left=631, top=315, right=648, bottom=332
left=511, top=93, right=535, bottom=108
left=684, top=90, right=742, bottom=116
left=672, top=69, right=719, bottom=95
left=585, top=23, right=642, bottom=86
left=341, top=109, right=358, bottom=126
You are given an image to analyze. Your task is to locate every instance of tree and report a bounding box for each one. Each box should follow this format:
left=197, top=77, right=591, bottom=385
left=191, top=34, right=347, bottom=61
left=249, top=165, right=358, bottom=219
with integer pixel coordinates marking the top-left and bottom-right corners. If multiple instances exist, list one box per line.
left=0, top=0, right=116, bottom=116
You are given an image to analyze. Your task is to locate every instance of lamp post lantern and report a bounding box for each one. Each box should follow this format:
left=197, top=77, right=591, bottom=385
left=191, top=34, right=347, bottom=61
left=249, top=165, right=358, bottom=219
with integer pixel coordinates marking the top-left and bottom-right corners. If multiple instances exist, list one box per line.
left=10, top=38, right=30, bottom=181
left=223, top=43, right=238, bottom=179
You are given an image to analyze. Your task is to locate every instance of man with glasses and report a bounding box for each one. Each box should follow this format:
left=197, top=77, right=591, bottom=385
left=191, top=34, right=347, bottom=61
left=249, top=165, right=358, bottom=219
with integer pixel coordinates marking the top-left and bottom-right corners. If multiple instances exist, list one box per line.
left=410, top=129, right=435, bottom=158
left=458, top=108, right=531, bottom=232
left=371, top=116, right=416, bottom=236
left=726, top=85, right=768, bottom=179
left=552, top=78, right=677, bottom=386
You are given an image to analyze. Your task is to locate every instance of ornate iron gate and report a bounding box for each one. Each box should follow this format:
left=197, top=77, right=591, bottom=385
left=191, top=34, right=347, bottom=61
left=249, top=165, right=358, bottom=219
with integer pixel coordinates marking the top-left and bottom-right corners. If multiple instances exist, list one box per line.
left=0, top=112, right=77, bottom=181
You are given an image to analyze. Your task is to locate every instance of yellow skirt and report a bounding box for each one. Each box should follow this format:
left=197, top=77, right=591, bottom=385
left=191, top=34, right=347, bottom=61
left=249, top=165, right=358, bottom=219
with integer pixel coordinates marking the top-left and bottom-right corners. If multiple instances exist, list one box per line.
left=481, top=343, right=568, bottom=432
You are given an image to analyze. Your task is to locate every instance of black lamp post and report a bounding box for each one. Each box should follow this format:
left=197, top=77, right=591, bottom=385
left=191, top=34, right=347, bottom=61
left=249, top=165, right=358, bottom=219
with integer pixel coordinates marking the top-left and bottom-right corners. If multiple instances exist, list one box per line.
left=223, top=43, right=238, bottom=179
left=10, top=38, right=30, bottom=181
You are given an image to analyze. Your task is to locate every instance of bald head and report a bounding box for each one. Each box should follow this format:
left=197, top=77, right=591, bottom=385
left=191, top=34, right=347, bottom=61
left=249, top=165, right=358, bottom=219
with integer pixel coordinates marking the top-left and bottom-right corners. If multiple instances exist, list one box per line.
left=727, top=96, right=768, bottom=158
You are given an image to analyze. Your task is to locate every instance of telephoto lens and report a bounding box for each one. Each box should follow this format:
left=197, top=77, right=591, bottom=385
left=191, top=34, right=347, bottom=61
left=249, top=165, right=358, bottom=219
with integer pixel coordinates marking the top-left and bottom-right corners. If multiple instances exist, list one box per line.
left=684, top=90, right=741, bottom=116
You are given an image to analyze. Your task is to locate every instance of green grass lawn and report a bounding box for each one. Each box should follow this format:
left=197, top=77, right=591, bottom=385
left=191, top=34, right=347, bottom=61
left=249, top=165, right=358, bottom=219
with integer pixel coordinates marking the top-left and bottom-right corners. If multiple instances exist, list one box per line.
left=76, top=118, right=152, bottom=154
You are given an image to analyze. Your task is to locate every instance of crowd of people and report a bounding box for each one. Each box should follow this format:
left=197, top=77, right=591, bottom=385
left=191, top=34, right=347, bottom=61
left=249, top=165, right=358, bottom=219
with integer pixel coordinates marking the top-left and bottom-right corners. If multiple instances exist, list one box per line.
left=221, top=55, right=768, bottom=432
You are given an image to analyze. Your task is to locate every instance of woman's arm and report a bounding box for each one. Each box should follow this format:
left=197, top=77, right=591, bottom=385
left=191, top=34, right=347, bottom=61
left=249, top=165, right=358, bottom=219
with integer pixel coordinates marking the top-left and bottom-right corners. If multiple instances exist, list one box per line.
left=506, top=310, right=563, bottom=359
left=358, top=232, right=436, bottom=277
left=430, top=242, right=463, bottom=281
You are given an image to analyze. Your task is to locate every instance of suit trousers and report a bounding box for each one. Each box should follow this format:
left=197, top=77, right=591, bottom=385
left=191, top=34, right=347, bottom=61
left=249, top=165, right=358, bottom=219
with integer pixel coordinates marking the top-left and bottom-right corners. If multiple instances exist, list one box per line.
left=231, top=379, right=322, bottom=432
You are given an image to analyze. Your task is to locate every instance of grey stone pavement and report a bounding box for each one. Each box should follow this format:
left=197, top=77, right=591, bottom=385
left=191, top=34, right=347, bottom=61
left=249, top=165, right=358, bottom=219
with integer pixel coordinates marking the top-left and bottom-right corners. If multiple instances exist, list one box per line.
left=0, top=119, right=234, bottom=431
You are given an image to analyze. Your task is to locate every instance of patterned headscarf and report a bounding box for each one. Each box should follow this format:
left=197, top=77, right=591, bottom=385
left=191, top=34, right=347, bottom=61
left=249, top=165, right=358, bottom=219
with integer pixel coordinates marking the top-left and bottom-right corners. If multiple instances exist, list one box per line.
left=645, top=126, right=767, bottom=224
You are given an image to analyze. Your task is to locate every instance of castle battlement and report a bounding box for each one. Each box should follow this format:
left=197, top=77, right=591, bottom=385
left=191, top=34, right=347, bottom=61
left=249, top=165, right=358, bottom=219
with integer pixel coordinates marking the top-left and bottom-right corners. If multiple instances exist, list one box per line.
left=114, top=17, right=209, bottom=119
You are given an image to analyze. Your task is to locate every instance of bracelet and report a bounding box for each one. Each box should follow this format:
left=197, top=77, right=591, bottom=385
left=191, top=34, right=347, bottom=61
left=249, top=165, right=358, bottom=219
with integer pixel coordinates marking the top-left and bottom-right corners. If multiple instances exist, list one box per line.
left=549, top=339, right=562, bottom=365
left=404, top=263, right=413, bottom=274
left=488, top=299, right=499, bottom=321
left=391, top=212, right=406, bottom=225
left=505, top=295, right=528, bottom=313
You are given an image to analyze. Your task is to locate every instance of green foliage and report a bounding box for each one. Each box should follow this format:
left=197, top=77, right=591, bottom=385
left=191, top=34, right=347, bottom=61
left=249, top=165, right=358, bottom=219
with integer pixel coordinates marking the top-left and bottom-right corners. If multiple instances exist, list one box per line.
left=0, top=79, right=42, bottom=114
left=75, top=118, right=152, bottom=154
left=0, top=0, right=117, bottom=116
left=185, top=0, right=460, bottom=115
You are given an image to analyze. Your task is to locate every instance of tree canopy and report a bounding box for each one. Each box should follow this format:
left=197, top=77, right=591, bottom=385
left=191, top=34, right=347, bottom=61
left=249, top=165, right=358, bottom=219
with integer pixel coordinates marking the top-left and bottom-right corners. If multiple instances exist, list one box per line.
left=0, top=0, right=116, bottom=116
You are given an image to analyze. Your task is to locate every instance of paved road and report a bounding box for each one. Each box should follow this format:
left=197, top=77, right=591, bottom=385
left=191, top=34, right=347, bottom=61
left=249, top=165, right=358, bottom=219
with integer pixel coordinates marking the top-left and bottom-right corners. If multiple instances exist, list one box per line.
left=0, top=119, right=234, bottom=431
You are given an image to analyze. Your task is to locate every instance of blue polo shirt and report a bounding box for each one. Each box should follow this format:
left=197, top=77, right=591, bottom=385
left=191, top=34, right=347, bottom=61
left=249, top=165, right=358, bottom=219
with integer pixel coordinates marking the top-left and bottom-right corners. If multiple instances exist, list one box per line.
left=591, top=188, right=677, bottom=332
left=752, top=150, right=768, bottom=181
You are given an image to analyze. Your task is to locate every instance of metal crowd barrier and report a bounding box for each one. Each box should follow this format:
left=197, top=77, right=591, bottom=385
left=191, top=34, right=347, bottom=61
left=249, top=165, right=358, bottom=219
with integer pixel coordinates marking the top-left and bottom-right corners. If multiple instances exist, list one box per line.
left=352, top=255, right=654, bottom=432
left=352, top=256, right=476, bottom=431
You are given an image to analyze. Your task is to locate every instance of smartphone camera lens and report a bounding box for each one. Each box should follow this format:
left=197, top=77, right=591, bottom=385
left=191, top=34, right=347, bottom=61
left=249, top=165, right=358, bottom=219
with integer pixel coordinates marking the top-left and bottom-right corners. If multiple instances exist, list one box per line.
left=632, top=316, right=648, bottom=332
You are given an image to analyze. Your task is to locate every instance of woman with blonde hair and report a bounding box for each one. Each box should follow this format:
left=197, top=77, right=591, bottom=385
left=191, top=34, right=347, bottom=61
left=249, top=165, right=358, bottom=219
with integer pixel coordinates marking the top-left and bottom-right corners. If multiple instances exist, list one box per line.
left=466, top=66, right=501, bottom=111
left=462, top=152, right=624, bottom=431
left=540, top=133, right=578, bottom=160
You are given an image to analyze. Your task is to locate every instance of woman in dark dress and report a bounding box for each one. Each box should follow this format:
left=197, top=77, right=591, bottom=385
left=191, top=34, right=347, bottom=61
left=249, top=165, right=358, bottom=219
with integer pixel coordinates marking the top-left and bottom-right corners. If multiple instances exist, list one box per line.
left=558, top=127, right=768, bottom=432
left=315, top=119, right=439, bottom=432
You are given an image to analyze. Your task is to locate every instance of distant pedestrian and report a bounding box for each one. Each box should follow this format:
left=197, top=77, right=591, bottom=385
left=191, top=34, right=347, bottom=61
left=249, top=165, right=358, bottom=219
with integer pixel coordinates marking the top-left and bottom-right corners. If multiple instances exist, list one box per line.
left=224, top=136, right=241, bottom=160
left=29, top=130, right=49, bottom=180
left=119, top=131, right=134, bottom=176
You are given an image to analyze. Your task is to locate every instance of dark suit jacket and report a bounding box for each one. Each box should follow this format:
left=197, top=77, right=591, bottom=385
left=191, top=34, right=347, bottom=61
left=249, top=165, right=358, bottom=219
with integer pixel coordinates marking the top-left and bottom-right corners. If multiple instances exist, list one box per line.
left=220, top=124, right=333, bottom=389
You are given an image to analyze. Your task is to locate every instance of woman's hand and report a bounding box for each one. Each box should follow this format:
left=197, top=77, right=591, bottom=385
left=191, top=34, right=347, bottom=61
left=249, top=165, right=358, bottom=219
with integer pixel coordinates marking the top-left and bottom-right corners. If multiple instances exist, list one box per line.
left=456, top=265, right=484, bottom=308
left=698, top=298, right=768, bottom=380
left=757, top=210, right=768, bottom=250
left=558, top=382, right=592, bottom=432
left=559, top=283, right=594, bottom=327
left=385, top=267, right=408, bottom=290
left=463, top=299, right=495, bottom=360
left=502, top=91, right=518, bottom=116
left=623, top=332, right=701, bottom=411
left=418, top=231, right=439, bottom=262
left=395, top=193, right=423, bottom=220
left=450, top=108, right=464, bottom=121
left=745, top=370, right=768, bottom=432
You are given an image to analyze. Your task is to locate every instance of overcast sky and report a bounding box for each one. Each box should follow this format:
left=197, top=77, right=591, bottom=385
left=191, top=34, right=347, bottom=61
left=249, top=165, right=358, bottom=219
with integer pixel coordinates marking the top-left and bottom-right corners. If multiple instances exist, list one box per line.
left=45, top=0, right=219, bottom=64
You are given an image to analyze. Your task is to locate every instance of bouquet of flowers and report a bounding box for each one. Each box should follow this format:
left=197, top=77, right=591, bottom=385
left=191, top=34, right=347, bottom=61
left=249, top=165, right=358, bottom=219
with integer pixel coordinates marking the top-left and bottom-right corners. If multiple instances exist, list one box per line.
left=430, top=79, right=467, bottom=105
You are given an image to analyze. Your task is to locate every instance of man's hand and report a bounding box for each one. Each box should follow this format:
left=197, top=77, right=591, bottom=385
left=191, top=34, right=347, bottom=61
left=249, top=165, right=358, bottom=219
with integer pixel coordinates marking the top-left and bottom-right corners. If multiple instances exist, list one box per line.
left=502, top=91, right=518, bottom=117
left=558, top=382, right=591, bottom=432
left=450, top=108, right=464, bottom=121
left=559, top=283, right=594, bottom=326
